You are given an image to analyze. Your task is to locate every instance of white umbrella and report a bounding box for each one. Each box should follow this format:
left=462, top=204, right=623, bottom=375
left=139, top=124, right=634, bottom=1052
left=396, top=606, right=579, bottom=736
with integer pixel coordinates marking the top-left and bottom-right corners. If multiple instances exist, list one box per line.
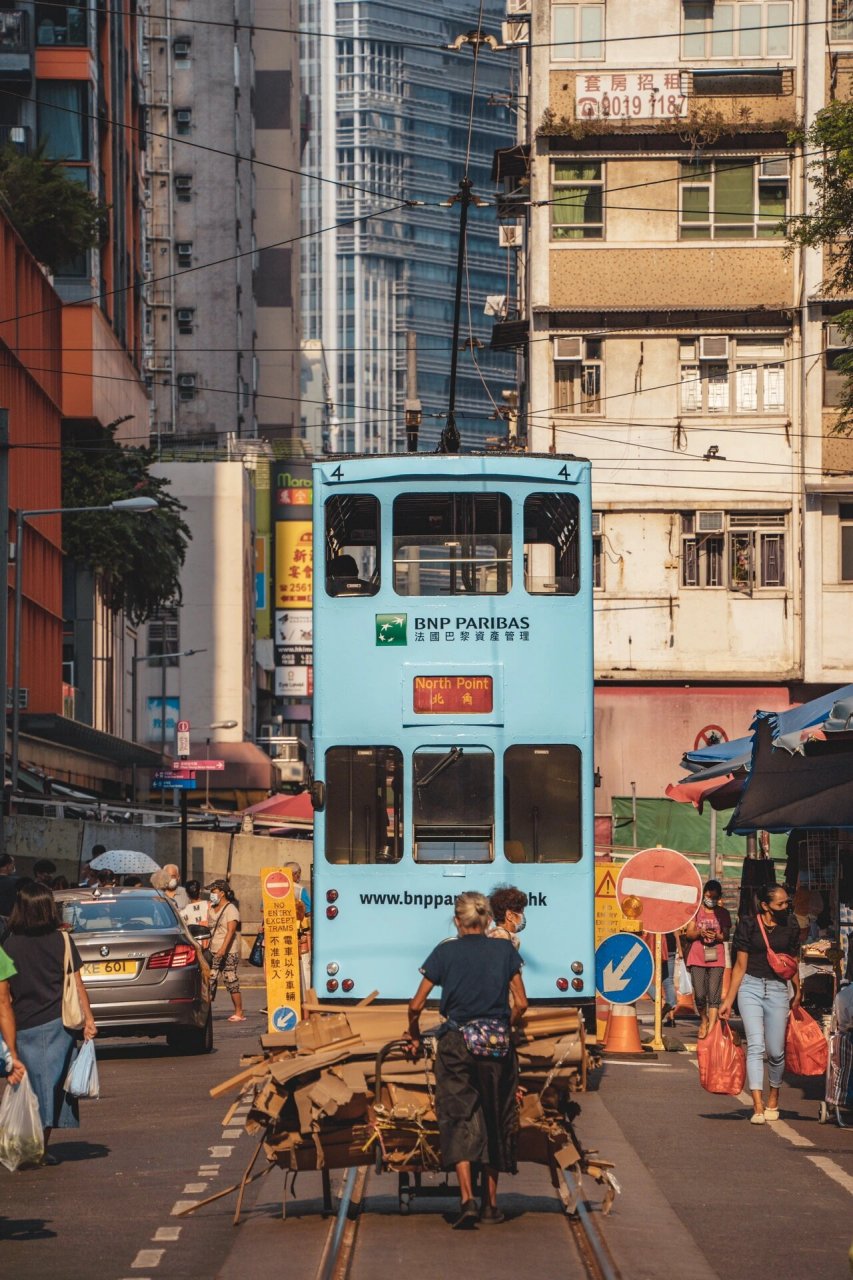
left=89, top=850, right=161, bottom=875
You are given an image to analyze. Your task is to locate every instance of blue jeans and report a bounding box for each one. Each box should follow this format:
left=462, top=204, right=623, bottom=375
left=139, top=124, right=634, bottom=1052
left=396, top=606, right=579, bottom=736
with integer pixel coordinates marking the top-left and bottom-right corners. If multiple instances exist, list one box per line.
left=737, top=973, right=790, bottom=1092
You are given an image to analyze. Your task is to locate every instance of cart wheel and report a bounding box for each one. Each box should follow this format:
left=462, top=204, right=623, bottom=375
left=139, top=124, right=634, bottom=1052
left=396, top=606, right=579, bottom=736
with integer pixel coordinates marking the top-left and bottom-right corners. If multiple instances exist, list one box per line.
left=398, top=1172, right=411, bottom=1214
left=818, top=1101, right=828, bottom=1125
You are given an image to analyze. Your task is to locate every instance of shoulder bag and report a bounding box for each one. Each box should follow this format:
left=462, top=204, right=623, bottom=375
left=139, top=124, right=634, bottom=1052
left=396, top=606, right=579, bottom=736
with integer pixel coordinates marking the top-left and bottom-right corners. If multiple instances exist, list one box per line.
left=756, top=914, right=799, bottom=981
left=61, top=931, right=84, bottom=1031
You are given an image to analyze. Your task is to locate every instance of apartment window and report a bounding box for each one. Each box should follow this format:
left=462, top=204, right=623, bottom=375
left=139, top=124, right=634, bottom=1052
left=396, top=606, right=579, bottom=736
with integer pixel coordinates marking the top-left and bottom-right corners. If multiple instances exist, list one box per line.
left=37, top=82, right=88, bottom=160
left=681, top=513, right=785, bottom=589
left=177, top=373, right=197, bottom=401
left=832, top=0, right=853, bottom=39
left=552, top=4, right=604, bottom=60
left=682, top=1, right=792, bottom=59
left=552, top=162, right=604, bottom=239
left=147, top=609, right=180, bottom=665
left=840, top=504, right=853, bottom=582
left=176, top=307, right=194, bottom=335
left=680, top=158, right=788, bottom=239
left=554, top=337, right=602, bottom=413
left=36, top=4, right=87, bottom=45
left=174, top=108, right=192, bottom=136
left=824, top=323, right=852, bottom=407
left=176, top=241, right=193, bottom=268
left=174, top=174, right=192, bottom=203
left=173, top=36, right=191, bottom=62
left=679, top=337, right=785, bottom=414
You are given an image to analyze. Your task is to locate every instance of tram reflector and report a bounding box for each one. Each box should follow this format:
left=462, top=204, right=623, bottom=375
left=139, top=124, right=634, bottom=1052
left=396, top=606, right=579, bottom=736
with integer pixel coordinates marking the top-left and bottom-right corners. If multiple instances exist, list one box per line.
left=342, top=979, right=354, bottom=992
left=326, top=979, right=339, bottom=993
left=326, top=962, right=339, bottom=975
left=326, top=906, right=339, bottom=919
left=556, top=977, right=569, bottom=992
left=326, top=889, right=338, bottom=903
left=571, top=962, right=584, bottom=975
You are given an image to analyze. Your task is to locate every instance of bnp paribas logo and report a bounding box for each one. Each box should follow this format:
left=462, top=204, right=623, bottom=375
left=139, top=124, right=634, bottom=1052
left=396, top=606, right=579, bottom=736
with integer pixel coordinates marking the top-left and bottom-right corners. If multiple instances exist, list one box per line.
left=375, top=614, right=407, bottom=646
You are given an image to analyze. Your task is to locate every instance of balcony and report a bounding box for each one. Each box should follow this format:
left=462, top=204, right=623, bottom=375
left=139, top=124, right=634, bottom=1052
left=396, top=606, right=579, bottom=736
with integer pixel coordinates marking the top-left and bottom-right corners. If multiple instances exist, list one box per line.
left=0, top=10, right=33, bottom=85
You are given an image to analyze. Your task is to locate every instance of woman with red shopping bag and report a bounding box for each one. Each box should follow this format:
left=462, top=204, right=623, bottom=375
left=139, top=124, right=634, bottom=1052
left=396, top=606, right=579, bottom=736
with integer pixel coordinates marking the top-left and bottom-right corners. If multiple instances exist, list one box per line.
left=719, top=884, right=801, bottom=1125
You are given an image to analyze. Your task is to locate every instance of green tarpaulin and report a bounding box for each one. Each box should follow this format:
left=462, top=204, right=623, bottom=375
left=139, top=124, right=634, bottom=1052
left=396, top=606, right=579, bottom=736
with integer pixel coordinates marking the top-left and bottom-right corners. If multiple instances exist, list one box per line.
left=612, top=796, right=787, bottom=860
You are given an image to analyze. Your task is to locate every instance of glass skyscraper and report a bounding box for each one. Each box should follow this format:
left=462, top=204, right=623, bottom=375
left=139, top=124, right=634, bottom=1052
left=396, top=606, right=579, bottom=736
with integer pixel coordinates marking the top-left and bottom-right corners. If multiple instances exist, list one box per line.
left=300, top=0, right=517, bottom=453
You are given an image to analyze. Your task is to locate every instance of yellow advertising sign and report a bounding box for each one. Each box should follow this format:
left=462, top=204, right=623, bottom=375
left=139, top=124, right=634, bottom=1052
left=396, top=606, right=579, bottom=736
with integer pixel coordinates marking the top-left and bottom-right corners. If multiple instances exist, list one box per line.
left=275, top=521, right=313, bottom=609
left=260, top=866, right=302, bottom=1033
left=594, top=863, right=641, bottom=948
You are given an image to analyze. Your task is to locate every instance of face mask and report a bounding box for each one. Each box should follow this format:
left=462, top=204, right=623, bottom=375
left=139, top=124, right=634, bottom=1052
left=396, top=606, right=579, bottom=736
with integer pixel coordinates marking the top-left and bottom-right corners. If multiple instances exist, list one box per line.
left=167, top=877, right=178, bottom=890
left=770, top=906, right=789, bottom=922
left=513, top=912, right=527, bottom=934
left=703, top=896, right=718, bottom=909
left=210, top=893, right=221, bottom=906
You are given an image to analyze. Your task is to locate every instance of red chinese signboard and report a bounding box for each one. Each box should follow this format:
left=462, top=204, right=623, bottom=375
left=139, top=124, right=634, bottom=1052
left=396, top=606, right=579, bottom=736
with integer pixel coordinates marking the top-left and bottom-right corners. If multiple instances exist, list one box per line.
left=413, top=675, right=493, bottom=714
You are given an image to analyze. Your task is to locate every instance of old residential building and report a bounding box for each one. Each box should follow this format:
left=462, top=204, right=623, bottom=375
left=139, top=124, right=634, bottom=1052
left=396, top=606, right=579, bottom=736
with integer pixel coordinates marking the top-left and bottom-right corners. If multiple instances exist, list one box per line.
left=516, top=0, right=853, bottom=806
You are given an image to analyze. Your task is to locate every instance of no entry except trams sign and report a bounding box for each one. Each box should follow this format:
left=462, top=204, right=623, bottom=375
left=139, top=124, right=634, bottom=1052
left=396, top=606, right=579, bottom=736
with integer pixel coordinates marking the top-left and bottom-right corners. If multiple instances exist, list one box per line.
left=616, top=847, right=702, bottom=935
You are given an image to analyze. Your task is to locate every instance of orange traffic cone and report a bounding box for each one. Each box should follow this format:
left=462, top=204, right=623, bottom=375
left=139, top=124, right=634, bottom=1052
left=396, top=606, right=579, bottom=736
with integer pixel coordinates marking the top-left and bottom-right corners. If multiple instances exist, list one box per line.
left=602, top=1003, right=646, bottom=1057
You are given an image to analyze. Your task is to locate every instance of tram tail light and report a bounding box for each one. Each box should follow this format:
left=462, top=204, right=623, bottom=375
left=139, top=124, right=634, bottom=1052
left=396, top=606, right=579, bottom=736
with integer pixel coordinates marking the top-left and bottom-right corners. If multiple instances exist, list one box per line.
left=326, top=906, right=339, bottom=919
left=342, top=978, right=354, bottom=993
left=571, top=978, right=584, bottom=992
left=326, top=889, right=338, bottom=903
left=326, top=979, right=339, bottom=993
left=556, top=977, right=569, bottom=992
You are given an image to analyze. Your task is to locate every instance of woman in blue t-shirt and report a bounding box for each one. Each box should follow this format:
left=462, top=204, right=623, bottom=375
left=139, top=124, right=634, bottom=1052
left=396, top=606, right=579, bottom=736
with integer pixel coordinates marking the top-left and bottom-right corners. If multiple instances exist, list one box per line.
left=406, top=891, right=528, bottom=1229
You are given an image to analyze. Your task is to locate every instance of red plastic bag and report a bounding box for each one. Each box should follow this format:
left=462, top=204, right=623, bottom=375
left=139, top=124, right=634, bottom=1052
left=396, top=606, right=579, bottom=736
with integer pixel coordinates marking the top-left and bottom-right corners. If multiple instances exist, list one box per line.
left=785, top=1006, right=829, bottom=1077
left=697, top=1019, right=746, bottom=1096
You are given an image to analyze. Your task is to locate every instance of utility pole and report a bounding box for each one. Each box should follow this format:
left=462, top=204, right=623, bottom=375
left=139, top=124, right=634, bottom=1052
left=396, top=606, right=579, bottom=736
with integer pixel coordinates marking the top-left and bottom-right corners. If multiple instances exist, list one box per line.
left=441, top=175, right=471, bottom=455
left=0, top=411, right=9, bottom=857
left=404, top=332, right=422, bottom=453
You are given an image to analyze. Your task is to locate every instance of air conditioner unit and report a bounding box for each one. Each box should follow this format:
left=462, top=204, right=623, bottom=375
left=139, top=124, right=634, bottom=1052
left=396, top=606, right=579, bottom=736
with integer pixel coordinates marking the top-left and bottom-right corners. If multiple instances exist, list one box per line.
left=826, top=322, right=851, bottom=349
left=173, top=38, right=191, bottom=57
left=175, top=109, right=192, bottom=124
left=177, top=373, right=196, bottom=388
left=143, top=252, right=153, bottom=272
left=591, top=512, right=602, bottom=535
left=158, top=420, right=177, bottom=435
left=506, top=0, right=531, bottom=13
left=698, top=335, right=729, bottom=361
left=175, top=176, right=192, bottom=191
left=499, top=224, right=523, bottom=249
left=501, top=18, right=530, bottom=45
left=760, top=156, right=789, bottom=179
left=176, top=242, right=192, bottom=256
left=553, top=336, right=584, bottom=361
left=176, top=308, right=194, bottom=324
left=697, top=511, right=724, bottom=533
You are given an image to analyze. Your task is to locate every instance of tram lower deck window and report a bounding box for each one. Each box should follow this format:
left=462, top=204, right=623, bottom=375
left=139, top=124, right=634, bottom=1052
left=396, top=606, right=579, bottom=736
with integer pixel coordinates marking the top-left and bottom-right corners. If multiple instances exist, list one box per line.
left=524, top=494, right=580, bottom=594
left=393, top=493, right=512, bottom=595
left=324, top=747, right=403, bottom=864
left=325, top=494, right=380, bottom=596
left=413, top=746, right=494, bottom=862
left=504, top=745, right=581, bottom=862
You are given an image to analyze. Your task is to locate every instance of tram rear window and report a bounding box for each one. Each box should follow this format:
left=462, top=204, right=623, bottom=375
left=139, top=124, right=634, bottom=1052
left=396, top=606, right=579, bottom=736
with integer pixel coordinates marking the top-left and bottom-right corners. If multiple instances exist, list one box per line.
left=524, top=494, right=580, bottom=595
left=504, top=745, right=581, bottom=863
left=325, top=495, right=380, bottom=597
left=393, top=493, right=512, bottom=596
left=413, top=746, right=494, bottom=862
left=324, top=747, right=403, bottom=864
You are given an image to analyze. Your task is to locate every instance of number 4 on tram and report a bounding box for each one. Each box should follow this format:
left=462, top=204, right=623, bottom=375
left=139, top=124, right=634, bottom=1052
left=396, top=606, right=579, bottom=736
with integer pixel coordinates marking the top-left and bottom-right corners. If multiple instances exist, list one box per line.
left=310, top=452, right=594, bottom=1006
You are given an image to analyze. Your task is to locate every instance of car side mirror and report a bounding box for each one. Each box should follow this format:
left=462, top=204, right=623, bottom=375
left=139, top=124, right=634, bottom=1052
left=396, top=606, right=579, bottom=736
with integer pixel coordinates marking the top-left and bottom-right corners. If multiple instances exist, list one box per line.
left=189, top=924, right=212, bottom=942
left=310, top=780, right=326, bottom=812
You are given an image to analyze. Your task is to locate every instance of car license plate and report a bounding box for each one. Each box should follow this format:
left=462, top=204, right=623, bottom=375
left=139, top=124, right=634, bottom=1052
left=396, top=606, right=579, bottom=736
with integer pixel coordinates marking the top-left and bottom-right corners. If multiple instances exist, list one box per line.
left=82, top=960, right=138, bottom=978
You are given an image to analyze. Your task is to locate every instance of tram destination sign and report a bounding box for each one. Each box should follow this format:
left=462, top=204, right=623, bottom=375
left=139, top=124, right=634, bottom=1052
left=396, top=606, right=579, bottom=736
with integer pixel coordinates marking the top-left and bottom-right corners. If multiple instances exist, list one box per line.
left=413, top=675, right=493, bottom=714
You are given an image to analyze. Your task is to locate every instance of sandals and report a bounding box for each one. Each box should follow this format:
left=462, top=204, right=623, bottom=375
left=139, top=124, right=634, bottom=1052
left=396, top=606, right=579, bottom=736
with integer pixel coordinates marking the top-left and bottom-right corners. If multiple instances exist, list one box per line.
left=227, top=1014, right=247, bottom=1023
left=764, top=1107, right=780, bottom=1121
left=750, top=1112, right=766, bottom=1125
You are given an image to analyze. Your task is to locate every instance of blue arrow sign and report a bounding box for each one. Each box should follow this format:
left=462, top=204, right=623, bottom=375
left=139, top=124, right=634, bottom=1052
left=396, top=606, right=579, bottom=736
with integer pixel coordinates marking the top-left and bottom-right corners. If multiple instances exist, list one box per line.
left=152, top=777, right=197, bottom=790
left=595, top=933, right=654, bottom=1005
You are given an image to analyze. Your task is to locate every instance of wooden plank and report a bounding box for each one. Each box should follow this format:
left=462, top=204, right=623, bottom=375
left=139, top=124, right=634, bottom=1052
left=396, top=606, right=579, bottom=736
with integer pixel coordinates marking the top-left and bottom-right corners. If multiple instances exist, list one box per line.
left=209, top=1062, right=268, bottom=1100
left=355, top=989, right=380, bottom=1007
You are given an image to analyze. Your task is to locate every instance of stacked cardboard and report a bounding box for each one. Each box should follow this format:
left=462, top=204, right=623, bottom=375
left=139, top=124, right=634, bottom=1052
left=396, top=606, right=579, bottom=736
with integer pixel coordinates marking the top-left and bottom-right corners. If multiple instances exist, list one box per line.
left=212, top=1002, right=615, bottom=1204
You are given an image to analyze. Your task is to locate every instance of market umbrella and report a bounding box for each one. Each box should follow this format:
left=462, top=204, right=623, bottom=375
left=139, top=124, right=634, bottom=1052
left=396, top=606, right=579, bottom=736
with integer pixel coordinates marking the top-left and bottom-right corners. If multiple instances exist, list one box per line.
left=728, top=716, right=853, bottom=834
left=89, top=850, right=161, bottom=875
left=241, top=791, right=314, bottom=824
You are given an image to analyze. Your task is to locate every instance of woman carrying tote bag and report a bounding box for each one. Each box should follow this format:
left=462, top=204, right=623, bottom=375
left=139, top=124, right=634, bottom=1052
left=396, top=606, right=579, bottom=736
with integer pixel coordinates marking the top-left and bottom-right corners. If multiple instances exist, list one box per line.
left=4, top=881, right=96, bottom=1164
left=719, top=884, right=800, bottom=1125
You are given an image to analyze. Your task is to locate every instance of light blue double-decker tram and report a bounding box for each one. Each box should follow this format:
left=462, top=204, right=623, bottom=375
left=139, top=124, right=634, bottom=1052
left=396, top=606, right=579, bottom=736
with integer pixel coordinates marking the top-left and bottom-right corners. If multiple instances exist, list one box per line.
left=310, top=452, right=594, bottom=1007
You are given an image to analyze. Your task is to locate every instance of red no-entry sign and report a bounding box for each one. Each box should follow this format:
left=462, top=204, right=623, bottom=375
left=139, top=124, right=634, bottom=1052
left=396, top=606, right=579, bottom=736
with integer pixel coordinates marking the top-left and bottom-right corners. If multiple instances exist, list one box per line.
left=616, top=847, right=703, bottom=935
left=264, top=869, right=293, bottom=900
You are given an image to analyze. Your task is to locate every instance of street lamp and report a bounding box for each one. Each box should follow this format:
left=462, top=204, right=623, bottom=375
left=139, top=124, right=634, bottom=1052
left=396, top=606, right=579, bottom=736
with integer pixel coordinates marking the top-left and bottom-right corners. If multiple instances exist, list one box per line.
left=204, top=719, right=238, bottom=809
left=10, top=497, right=159, bottom=792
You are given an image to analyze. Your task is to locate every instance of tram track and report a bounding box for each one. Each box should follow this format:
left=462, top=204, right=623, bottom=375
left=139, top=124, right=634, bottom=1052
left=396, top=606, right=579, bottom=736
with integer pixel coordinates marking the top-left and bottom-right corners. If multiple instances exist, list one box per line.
left=314, top=1168, right=621, bottom=1280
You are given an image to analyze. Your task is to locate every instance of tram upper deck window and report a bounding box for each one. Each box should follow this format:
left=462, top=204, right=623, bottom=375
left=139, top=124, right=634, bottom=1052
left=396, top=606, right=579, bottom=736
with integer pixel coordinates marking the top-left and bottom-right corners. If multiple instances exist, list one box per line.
left=324, top=746, right=403, bottom=864
left=504, top=745, right=581, bottom=863
left=325, top=495, right=380, bottom=596
left=413, top=746, right=494, bottom=862
left=393, top=493, right=512, bottom=595
left=524, top=494, right=580, bottom=594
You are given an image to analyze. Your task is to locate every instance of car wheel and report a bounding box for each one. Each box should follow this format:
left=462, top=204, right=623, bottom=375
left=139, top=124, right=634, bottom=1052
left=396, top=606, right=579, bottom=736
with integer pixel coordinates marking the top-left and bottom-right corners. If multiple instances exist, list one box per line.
left=169, top=1011, right=213, bottom=1056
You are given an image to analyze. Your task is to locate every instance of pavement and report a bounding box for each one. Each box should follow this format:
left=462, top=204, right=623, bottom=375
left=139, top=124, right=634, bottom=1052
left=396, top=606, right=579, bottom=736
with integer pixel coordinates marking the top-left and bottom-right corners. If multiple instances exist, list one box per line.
left=1, top=979, right=852, bottom=1279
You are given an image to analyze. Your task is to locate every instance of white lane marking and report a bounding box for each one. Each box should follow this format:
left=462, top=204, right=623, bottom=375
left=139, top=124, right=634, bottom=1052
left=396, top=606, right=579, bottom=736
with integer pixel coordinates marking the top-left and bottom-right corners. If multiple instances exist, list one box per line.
left=222, top=1129, right=243, bottom=1138
left=734, top=1087, right=815, bottom=1146
left=210, top=1145, right=233, bottom=1158
left=806, top=1155, right=853, bottom=1197
left=198, top=1165, right=219, bottom=1174
left=602, top=1060, right=669, bottom=1068
left=171, top=1200, right=198, bottom=1216
left=183, top=1182, right=208, bottom=1194
left=131, top=1250, right=164, bottom=1268
left=620, top=877, right=699, bottom=904
left=153, top=1227, right=181, bottom=1242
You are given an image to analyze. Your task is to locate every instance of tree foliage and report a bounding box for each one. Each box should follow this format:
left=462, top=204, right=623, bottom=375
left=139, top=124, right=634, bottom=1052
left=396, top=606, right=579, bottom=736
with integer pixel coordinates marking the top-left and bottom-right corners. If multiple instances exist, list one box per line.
left=786, top=101, right=853, bottom=430
left=0, top=143, right=107, bottom=273
left=62, top=423, right=191, bottom=624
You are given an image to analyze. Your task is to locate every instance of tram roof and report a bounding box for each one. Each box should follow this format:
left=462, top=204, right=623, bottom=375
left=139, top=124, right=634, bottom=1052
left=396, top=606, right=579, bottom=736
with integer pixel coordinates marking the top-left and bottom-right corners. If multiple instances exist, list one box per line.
left=313, top=450, right=590, bottom=466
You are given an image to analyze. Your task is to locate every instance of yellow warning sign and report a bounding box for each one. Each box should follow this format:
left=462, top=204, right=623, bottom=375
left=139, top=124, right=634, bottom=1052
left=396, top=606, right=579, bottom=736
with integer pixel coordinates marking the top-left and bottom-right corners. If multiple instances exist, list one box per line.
left=595, top=863, right=641, bottom=948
